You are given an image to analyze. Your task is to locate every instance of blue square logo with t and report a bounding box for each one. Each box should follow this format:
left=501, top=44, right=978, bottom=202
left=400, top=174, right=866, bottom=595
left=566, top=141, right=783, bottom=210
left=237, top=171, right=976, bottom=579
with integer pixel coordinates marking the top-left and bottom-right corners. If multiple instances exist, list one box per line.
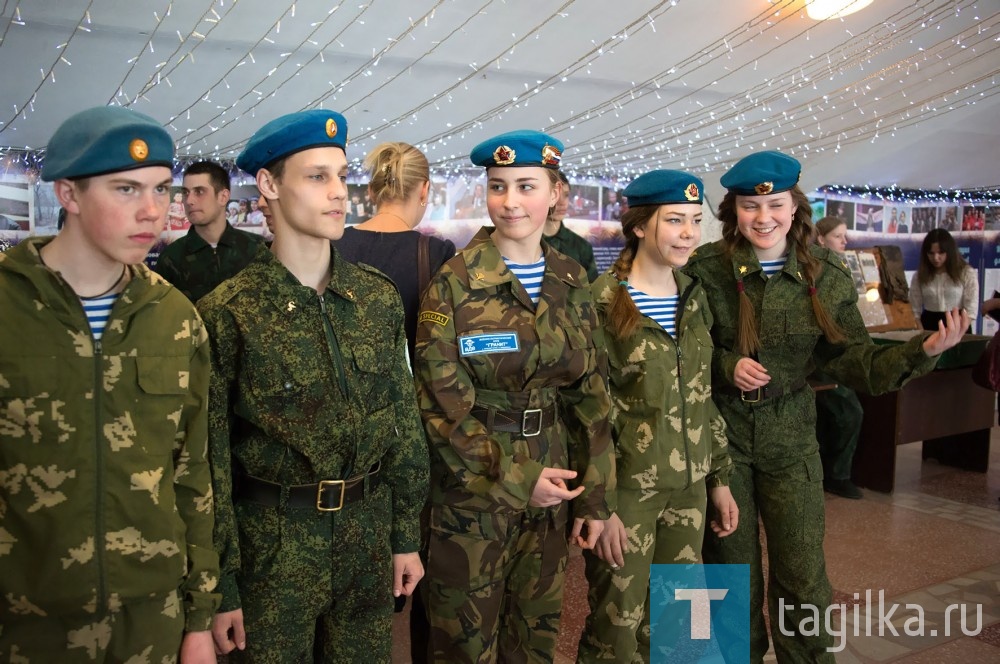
left=649, top=564, right=750, bottom=663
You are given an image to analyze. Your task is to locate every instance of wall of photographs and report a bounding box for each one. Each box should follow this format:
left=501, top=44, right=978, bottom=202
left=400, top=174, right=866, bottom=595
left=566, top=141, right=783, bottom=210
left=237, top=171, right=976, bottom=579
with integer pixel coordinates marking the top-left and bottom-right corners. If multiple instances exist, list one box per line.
left=2, top=161, right=994, bottom=336
left=0, top=167, right=632, bottom=276
left=810, top=195, right=999, bottom=335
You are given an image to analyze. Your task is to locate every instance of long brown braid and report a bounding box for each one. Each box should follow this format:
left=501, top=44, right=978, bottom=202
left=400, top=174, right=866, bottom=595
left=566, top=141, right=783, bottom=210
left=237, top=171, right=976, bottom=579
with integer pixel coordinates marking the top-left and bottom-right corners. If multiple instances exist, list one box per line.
left=607, top=205, right=659, bottom=340
left=718, top=185, right=845, bottom=356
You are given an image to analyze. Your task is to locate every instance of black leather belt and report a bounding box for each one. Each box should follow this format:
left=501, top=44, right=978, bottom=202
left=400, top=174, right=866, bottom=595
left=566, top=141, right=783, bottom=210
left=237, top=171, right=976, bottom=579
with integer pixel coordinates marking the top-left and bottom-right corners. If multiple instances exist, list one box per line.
left=237, top=462, right=381, bottom=511
left=470, top=404, right=557, bottom=436
left=719, top=379, right=807, bottom=403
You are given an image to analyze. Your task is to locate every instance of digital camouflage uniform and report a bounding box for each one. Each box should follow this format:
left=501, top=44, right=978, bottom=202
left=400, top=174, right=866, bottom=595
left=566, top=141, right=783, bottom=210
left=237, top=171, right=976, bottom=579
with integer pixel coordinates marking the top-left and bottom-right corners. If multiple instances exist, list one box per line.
left=198, top=247, right=428, bottom=663
left=0, top=238, right=220, bottom=662
left=684, top=241, right=936, bottom=663
left=154, top=221, right=264, bottom=303
left=415, top=227, right=613, bottom=663
left=543, top=222, right=599, bottom=282
left=579, top=270, right=732, bottom=663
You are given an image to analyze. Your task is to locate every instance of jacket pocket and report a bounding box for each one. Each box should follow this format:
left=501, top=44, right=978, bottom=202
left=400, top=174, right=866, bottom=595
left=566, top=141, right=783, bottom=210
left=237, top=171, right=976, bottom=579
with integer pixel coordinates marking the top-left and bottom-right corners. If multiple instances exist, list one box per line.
left=350, top=344, right=393, bottom=413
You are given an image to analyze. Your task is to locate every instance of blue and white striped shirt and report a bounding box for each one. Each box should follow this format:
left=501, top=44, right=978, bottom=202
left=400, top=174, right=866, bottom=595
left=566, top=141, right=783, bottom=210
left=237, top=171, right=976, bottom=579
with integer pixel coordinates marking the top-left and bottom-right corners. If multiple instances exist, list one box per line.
left=81, top=294, right=118, bottom=341
left=628, top=285, right=679, bottom=336
left=760, top=257, right=787, bottom=277
left=504, top=257, right=546, bottom=305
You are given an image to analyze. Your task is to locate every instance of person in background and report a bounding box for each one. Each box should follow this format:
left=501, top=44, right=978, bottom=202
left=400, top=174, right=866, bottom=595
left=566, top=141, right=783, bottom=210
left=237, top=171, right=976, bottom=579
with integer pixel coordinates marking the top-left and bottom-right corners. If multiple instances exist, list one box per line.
left=580, top=170, right=737, bottom=663
left=812, top=216, right=865, bottom=499
left=415, top=130, right=614, bottom=662
left=200, top=110, right=428, bottom=662
left=154, top=161, right=264, bottom=304
left=336, top=142, right=455, bottom=364
left=542, top=170, right=599, bottom=281
left=910, top=227, right=979, bottom=332
left=684, top=150, right=968, bottom=662
left=0, top=105, right=220, bottom=663
left=335, top=142, right=455, bottom=662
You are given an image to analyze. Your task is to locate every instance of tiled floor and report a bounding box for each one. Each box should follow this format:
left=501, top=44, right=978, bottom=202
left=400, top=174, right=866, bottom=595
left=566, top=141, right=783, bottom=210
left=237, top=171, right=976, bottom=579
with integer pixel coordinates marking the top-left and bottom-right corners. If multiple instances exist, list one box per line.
left=393, top=425, right=1000, bottom=662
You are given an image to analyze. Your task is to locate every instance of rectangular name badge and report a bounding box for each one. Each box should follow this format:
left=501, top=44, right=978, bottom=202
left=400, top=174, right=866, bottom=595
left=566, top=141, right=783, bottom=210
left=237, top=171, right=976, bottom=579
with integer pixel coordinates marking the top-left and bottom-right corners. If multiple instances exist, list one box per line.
left=458, top=332, right=520, bottom=356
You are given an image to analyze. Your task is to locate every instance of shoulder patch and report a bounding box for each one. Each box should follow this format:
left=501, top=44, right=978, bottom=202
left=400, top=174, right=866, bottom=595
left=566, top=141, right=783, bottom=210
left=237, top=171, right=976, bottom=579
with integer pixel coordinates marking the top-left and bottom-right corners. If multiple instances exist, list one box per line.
left=419, top=311, right=450, bottom=327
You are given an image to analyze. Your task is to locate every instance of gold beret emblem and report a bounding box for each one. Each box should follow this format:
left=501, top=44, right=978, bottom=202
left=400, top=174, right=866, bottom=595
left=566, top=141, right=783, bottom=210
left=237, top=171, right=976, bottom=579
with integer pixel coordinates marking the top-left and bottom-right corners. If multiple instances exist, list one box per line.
left=684, top=183, right=700, bottom=201
left=541, top=144, right=562, bottom=166
left=493, top=145, right=515, bottom=165
left=754, top=181, right=774, bottom=195
left=325, top=118, right=338, bottom=138
left=129, top=139, right=149, bottom=162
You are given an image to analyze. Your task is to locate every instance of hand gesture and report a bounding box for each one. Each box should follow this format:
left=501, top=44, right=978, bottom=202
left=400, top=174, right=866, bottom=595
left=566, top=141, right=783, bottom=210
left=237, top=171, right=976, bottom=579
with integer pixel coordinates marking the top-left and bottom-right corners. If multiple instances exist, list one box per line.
left=921, top=307, right=969, bottom=357
left=528, top=467, right=583, bottom=508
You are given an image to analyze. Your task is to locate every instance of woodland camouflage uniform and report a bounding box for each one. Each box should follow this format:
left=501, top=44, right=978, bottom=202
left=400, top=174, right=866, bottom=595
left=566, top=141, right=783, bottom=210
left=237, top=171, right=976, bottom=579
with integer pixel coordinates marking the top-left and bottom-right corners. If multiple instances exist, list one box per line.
left=415, top=226, right=614, bottom=663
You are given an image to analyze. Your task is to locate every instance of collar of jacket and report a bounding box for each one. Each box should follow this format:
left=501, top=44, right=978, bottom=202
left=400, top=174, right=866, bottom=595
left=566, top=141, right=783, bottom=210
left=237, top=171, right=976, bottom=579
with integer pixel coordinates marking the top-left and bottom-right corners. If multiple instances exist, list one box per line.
left=251, top=244, right=359, bottom=317
left=730, top=242, right=807, bottom=285
left=1, top=236, right=172, bottom=322
left=183, top=220, right=246, bottom=251
left=462, top=225, right=584, bottom=291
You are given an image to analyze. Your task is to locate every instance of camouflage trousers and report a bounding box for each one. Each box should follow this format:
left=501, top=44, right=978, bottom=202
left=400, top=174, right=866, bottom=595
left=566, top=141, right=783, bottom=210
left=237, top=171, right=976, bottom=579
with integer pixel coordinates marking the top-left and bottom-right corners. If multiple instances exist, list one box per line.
left=579, top=482, right=707, bottom=663
left=425, top=503, right=569, bottom=663
left=814, top=383, right=863, bottom=480
left=0, top=591, right=184, bottom=663
left=702, top=456, right=835, bottom=663
left=230, top=484, right=393, bottom=663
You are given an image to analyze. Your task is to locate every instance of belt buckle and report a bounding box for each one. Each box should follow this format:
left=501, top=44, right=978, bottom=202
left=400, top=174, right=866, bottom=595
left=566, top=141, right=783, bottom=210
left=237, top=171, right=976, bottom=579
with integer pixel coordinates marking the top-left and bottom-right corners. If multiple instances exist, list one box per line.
left=316, top=479, right=345, bottom=512
left=522, top=408, right=543, bottom=437
left=741, top=387, right=762, bottom=403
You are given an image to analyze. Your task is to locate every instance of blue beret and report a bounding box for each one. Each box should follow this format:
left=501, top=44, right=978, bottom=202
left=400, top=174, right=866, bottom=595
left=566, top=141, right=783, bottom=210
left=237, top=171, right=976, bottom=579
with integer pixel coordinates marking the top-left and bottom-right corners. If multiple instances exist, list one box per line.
left=721, top=150, right=801, bottom=196
left=237, top=109, right=348, bottom=175
left=41, top=106, right=173, bottom=181
left=470, top=130, right=563, bottom=169
left=623, top=170, right=704, bottom=207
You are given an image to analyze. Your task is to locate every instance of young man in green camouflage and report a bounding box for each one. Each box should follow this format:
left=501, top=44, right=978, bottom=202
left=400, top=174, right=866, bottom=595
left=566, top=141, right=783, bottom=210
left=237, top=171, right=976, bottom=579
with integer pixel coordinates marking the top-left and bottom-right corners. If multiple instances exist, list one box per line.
left=0, top=106, right=220, bottom=662
left=200, top=109, right=428, bottom=662
left=154, top=160, right=264, bottom=304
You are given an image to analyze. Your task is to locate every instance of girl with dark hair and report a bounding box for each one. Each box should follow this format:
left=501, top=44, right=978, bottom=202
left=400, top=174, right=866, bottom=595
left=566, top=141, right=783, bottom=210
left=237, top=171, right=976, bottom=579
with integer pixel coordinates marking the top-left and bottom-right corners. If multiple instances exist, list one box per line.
left=910, top=227, right=979, bottom=331
left=579, top=170, right=737, bottom=662
left=684, top=150, right=968, bottom=662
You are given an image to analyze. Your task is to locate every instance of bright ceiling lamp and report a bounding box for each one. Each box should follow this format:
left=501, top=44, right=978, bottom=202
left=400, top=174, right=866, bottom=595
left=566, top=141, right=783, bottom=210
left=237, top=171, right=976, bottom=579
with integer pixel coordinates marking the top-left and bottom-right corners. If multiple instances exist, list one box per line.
left=805, top=0, right=874, bottom=21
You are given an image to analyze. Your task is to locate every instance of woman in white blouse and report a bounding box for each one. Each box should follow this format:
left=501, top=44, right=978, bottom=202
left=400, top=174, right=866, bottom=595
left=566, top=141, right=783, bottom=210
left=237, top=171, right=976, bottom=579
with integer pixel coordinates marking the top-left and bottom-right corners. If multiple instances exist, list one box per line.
left=910, top=228, right=978, bottom=331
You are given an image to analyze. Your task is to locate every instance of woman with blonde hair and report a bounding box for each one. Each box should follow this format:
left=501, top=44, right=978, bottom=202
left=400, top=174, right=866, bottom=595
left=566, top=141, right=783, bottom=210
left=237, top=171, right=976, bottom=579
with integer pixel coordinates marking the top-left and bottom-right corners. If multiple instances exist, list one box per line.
left=337, top=142, right=456, bottom=362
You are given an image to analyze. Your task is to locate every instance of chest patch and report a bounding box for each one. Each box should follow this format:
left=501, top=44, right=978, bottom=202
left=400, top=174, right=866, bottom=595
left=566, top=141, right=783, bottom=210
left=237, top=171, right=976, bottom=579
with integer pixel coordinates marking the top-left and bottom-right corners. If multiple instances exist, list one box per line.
left=458, top=331, right=520, bottom=356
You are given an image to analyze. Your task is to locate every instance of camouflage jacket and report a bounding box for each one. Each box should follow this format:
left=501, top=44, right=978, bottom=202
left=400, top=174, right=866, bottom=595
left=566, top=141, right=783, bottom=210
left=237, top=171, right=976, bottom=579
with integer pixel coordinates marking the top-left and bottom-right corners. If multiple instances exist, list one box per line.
left=414, top=226, right=613, bottom=520
left=544, top=222, right=599, bottom=282
left=154, top=222, right=265, bottom=304
left=0, top=238, right=220, bottom=631
left=592, top=271, right=730, bottom=510
left=198, top=247, right=428, bottom=611
left=683, top=241, right=937, bottom=463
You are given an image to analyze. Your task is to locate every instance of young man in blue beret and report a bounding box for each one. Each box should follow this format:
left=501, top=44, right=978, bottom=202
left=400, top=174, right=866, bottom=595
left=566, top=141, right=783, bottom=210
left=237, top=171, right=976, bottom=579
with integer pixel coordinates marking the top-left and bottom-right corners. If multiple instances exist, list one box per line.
left=198, top=109, right=428, bottom=661
left=0, top=106, right=220, bottom=662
